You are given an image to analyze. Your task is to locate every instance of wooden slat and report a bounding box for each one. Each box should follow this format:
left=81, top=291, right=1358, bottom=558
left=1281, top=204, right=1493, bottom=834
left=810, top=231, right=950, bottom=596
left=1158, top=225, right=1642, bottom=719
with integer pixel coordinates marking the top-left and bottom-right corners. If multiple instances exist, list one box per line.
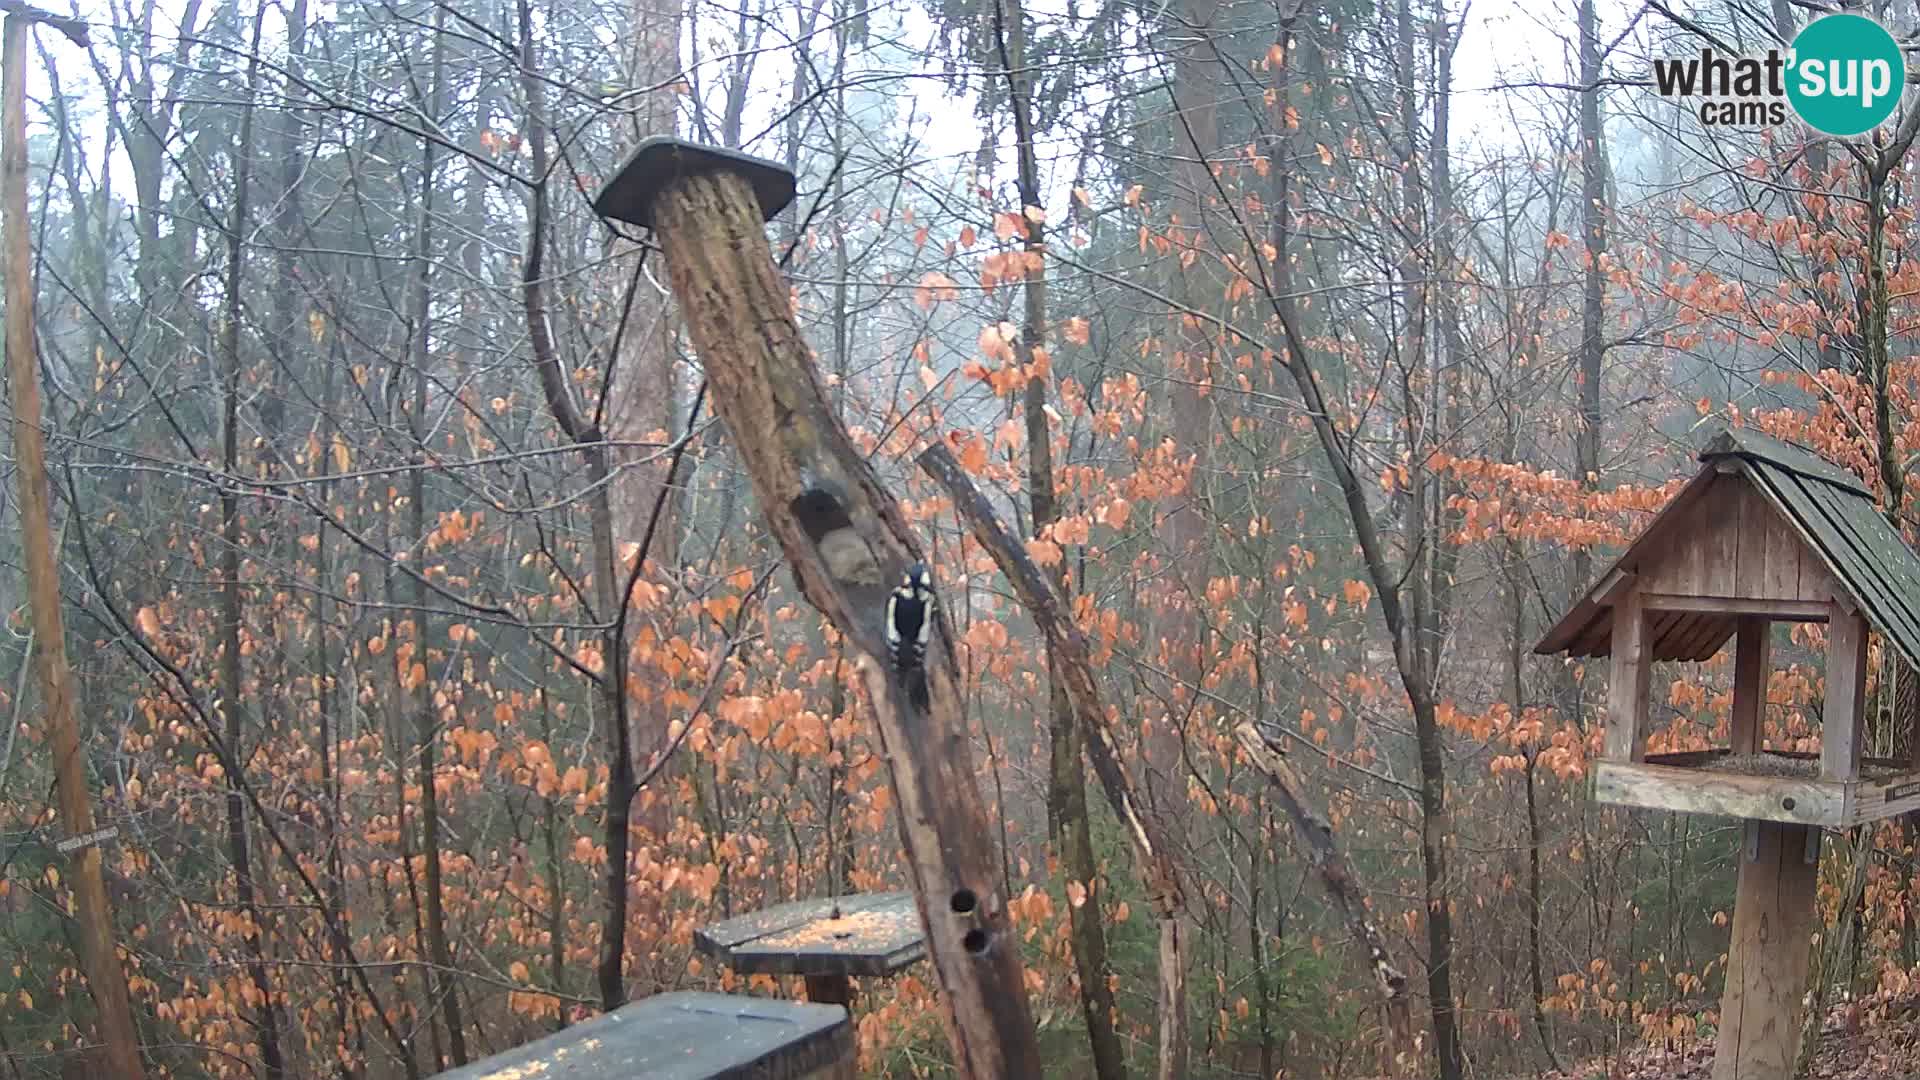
left=1848, top=769, right=1920, bottom=825
left=1594, top=568, right=1635, bottom=606
left=1639, top=594, right=1830, bottom=621
left=1797, top=539, right=1841, bottom=604
left=1592, top=761, right=1844, bottom=826
left=1664, top=610, right=1732, bottom=663
left=1654, top=611, right=1701, bottom=661
left=1701, top=628, right=1740, bottom=662
left=1762, top=487, right=1803, bottom=601
left=1735, top=481, right=1767, bottom=591
left=1650, top=476, right=1715, bottom=595
left=1643, top=749, right=1733, bottom=767
left=1712, top=821, right=1819, bottom=1080
left=1702, top=478, right=1740, bottom=596
left=1731, top=618, right=1770, bottom=754
left=1905, top=658, right=1920, bottom=772
left=1570, top=617, right=1613, bottom=659
left=1606, top=591, right=1651, bottom=762
left=1824, top=606, right=1868, bottom=781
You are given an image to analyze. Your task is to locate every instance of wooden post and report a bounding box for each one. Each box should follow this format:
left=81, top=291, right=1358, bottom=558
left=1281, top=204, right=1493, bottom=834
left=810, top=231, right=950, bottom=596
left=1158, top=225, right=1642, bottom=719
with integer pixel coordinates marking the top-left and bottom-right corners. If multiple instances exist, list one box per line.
left=1824, top=605, right=1867, bottom=781
left=803, top=974, right=852, bottom=1008
left=594, top=139, right=1042, bottom=1077
left=1, top=14, right=145, bottom=1080
left=1713, top=820, right=1818, bottom=1080
left=1731, top=617, right=1770, bottom=755
left=1606, top=589, right=1651, bottom=761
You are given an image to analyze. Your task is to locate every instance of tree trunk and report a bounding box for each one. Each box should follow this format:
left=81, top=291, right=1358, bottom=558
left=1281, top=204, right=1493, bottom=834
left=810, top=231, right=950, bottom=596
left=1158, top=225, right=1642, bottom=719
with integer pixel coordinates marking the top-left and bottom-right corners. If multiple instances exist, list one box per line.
left=1, top=16, right=146, bottom=1079
left=1154, top=0, right=1221, bottom=969
left=604, top=0, right=687, bottom=964
left=407, top=16, right=466, bottom=1066
left=992, top=2, right=1126, bottom=1076
left=516, top=0, right=645, bottom=1009
left=1264, top=161, right=1463, bottom=1080
left=216, top=18, right=285, bottom=1076
left=1571, top=0, right=1608, bottom=600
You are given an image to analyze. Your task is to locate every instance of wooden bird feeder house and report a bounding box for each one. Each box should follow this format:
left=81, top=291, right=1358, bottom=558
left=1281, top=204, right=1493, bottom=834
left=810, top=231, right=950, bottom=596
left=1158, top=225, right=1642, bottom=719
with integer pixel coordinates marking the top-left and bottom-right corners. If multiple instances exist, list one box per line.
left=1537, top=426, right=1920, bottom=1080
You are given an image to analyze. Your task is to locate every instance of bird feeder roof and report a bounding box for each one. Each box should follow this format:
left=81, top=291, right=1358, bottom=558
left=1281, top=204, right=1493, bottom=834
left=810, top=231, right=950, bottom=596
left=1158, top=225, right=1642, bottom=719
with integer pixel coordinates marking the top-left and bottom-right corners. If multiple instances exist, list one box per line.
left=1535, top=426, right=1920, bottom=670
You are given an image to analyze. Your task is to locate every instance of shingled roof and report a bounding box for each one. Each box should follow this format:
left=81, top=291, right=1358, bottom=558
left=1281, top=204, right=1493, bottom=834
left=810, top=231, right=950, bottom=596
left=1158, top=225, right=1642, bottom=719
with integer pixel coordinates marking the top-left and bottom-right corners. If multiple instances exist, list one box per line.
left=1535, top=427, right=1920, bottom=671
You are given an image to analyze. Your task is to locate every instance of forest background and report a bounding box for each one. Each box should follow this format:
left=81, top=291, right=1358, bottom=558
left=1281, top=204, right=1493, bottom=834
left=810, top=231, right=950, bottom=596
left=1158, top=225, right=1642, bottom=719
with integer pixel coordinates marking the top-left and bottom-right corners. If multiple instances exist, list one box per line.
left=0, top=0, right=1912, bottom=1076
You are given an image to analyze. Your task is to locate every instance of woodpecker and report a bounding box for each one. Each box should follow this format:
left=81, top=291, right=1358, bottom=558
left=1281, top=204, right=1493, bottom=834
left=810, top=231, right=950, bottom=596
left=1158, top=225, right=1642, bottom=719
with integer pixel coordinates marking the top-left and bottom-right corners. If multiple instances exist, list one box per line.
left=886, top=562, right=936, bottom=706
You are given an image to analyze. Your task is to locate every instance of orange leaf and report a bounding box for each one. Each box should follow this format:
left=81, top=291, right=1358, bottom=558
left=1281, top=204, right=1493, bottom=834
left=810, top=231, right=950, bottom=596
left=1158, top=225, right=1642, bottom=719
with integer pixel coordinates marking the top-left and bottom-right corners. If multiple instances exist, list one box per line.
left=1027, top=538, right=1064, bottom=566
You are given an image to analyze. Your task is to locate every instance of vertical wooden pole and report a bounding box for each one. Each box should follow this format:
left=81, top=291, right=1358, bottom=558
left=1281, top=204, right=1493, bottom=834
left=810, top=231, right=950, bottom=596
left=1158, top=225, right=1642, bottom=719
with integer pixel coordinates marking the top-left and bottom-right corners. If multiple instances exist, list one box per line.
left=1713, top=820, right=1818, bottom=1080
left=1824, top=606, right=1868, bottom=781
left=2, top=15, right=146, bottom=1078
left=803, top=973, right=852, bottom=1007
left=1606, top=590, right=1650, bottom=761
left=1731, top=617, right=1770, bottom=755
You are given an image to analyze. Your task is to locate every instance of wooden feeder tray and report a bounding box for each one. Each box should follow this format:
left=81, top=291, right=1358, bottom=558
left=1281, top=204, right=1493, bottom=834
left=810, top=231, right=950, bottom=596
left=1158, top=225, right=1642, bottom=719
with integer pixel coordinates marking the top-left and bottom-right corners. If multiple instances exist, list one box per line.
left=694, top=892, right=925, bottom=980
left=1595, top=748, right=1920, bottom=827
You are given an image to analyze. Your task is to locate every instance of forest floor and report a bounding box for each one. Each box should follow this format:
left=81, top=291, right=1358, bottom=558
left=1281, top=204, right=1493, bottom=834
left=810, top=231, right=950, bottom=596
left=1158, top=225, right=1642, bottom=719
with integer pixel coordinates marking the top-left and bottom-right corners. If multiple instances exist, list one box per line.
left=1521, top=991, right=1920, bottom=1079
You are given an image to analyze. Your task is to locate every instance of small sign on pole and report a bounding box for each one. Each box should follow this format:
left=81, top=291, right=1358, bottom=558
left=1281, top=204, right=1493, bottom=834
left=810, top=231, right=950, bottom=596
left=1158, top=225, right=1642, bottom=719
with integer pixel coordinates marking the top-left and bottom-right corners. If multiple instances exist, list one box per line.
left=54, top=826, right=117, bottom=855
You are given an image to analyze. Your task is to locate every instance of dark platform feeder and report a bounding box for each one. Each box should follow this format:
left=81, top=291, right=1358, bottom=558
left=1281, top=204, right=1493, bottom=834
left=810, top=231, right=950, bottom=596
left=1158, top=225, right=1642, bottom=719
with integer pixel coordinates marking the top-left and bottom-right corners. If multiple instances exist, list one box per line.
left=695, top=892, right=926, bottom=1007
left=594, top=137, right=797, bottom=230
left=1537, top=427, right=1920, bottom=1080
left=432, top=991, right=851, bottom=1080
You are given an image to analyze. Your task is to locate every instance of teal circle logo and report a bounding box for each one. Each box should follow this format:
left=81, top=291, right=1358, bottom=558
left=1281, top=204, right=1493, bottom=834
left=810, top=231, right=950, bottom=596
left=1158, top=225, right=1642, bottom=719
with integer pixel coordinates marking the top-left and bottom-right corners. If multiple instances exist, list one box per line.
left=1787, top=14, right=1906, bottom=136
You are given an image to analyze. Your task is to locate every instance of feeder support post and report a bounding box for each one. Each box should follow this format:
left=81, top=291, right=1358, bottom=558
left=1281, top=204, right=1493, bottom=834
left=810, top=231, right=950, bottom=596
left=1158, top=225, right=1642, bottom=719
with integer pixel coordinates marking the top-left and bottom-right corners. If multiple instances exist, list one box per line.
left=593, top=138, right=1042, bottom=1078
left=1713, top=820, right=1818, bottom=1080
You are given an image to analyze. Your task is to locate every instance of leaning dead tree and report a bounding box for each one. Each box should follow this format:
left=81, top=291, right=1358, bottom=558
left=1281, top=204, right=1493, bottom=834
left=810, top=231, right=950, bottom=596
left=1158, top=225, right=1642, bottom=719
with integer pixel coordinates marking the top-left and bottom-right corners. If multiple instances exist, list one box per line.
left=1232, top=726, right=1412, bottom=1064
left=593, top=139, right=1043, bottom=1077
left=922, top=440, right=1415, bottom=1074
left=919, top=441, right=1189, bottom=1079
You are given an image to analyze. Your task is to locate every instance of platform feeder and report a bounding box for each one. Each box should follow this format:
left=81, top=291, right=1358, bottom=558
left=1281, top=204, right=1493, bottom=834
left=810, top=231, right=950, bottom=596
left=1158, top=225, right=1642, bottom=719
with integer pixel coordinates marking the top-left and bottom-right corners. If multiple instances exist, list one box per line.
left=1537, top=427, right=1920, bottom=1080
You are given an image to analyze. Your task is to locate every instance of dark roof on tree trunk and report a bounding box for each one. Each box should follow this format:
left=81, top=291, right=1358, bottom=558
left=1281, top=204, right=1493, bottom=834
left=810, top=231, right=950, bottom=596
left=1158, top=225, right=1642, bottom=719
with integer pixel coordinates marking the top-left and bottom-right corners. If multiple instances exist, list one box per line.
left=1535, top=426, right=1920, bottom=671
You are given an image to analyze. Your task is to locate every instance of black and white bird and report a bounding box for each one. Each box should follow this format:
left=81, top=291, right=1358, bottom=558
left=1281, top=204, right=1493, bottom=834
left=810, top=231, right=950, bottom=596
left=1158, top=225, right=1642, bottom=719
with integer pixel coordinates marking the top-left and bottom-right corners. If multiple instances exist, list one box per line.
left=886, top=562, right=936, bottom=707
